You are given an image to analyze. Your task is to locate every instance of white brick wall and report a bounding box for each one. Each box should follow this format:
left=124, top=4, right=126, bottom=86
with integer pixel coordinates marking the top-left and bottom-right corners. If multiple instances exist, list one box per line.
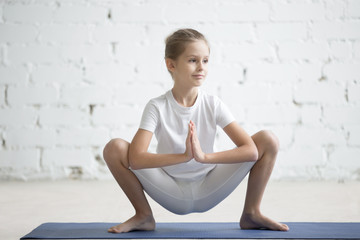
left=0, top=0, right=359, bottom=181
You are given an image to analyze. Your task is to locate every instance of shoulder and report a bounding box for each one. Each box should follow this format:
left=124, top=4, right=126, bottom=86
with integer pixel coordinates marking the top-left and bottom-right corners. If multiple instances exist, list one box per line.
left=146, top=91, right=168, bottom=109
left=199, top=90, right=223, bottom=107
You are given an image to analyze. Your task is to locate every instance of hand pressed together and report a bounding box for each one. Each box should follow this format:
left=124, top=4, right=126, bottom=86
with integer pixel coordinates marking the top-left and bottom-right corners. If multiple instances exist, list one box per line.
left=185, top=120, right=206, bottom=163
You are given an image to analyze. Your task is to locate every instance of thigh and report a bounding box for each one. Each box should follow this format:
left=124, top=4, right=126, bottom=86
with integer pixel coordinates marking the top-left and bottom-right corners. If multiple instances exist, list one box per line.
left=131, top=168, right=195, bottom=215
left=192, top=161, right=255, bottom=212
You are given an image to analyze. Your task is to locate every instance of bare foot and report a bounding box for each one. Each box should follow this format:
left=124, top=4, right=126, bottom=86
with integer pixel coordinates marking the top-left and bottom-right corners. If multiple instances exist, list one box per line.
left=108, top=214, right=156, bottom=233
left=240, top=212, right=289, bottom=231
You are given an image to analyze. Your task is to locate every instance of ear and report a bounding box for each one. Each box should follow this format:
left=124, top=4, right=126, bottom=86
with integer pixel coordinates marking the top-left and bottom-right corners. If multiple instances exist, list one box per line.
left=165, top=58, right=176, bottom=73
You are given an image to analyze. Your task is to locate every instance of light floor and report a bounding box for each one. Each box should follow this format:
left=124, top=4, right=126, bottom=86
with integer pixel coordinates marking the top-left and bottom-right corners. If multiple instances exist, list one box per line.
left=1, top=180, right=359, bottom=239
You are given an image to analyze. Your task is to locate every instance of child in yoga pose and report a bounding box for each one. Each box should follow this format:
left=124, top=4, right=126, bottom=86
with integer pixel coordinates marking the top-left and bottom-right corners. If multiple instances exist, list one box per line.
left=103, top=28, right=289, bottom=233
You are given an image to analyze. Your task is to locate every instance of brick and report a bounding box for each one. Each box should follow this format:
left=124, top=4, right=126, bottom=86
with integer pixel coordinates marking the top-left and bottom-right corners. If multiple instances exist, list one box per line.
left=300, top=105, right=322, bottom=125
left=323, top=63, right=360, bottom=82
left=111, top=4, right=162, bottom=23
left=312, top=22, right=360, bottom=40
left=146, top=25, right=179, bottom=45
left=0, top=45, right=4, bottom=64
left=61, top=85, right=112, bottom=106
left=164, top=1, right=216, bottom=23
left=60, top=44, right=111, bottom=63
left=294, top=82, right=345, bottom=104
left=348, top=82, right=360, bottom=102
left=92, top=106, right=142, bottom=126
left=297, top=63, right=322, bottom=82
left=85, top=63, right=135, bottom=85
left=115, top=44, right=163, bottom=66
left=42, top=149, right=95, bottom=167
left=135, top=62, right=171, bottom=84
left=0, top=86, right=4, bottom=106
left=330, top=41, right=352, bottom=60
left=7, top=86, right=58, bottom=106
left=0, top=108, right=37, bottom=125
left=0, top=24, right=38, bottom=43
left=40, top=25, right=90, bottom=43
left=278, top=42, right=329, bottom=61
left=330, top=147, right=360, bottom=168
left=54, top=5, right=108, bottom=23
left=223, top=43, right=274, bottom=63
left=198, top=24, right=254, bottom=43
left=323, top=106, right=360, bottom=125
left=39, top=108, right=89, bottom=126
left=270, top=84, right=293, bottom=104
left=325, top=0, right=346, bottom=20
left=5, top=128, right=56, bottom=147
left=246, top=105, right=299, bottom=124
left=218, top=2, right=269, bottom=22
left=346, top=126, right=360, bottom=146
left=247, top=63, right=298, bottom=83
left=57, top=128, right=109, bottom=147
left=113, top=83, right=164, bottom=105
left=207, top=64, right=244, bottom=85
left=354, top=42, right=360, bottom=59
left=0, top=149, right=40, bottom=169
left=0, top=5, right=3, bottom=23
left=348, top=0, right=360, bottom=18
left=257, top=23, right=307, bottom=41
left=278, top=146, right=323, bottom=167
left=92, top=24, right=145, bottom=44
left=7, top=45, right=60, bottom=64
left=294, top=126, right=346, bottom=146
left=271, top=2, right=326, bottom=21
left=32, top=65, right=82, bottom=84
left=221, top=84, right=271, bottom=105
left=3, top=4, right=52, bottom=23
left=0, top=66, right=27, bottom=84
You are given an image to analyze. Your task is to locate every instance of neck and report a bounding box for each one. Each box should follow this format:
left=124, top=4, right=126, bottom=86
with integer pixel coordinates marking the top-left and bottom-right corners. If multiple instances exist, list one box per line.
left=171, top=85, right=198, bottom=107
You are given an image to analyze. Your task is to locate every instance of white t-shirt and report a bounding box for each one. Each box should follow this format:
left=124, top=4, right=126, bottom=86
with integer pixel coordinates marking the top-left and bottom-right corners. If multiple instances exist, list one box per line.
left=139, top=89, right=235, bottom=181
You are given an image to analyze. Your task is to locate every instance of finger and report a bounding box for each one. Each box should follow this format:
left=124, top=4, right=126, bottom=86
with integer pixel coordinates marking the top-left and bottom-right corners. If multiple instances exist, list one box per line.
left=187, top=123, right=192, bottom=139
left=191, top=122, right=197, bottom=135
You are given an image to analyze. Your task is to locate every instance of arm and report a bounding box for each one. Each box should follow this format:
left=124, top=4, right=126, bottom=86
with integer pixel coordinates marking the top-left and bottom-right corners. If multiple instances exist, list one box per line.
left=129, top=126, right=193, bottom=170
left=191, top=121, right=258, bottom=164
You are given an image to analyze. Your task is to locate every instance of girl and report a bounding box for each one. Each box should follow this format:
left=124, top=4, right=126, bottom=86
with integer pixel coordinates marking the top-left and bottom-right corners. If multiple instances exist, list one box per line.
left=103, top=28, right=289, bottom=233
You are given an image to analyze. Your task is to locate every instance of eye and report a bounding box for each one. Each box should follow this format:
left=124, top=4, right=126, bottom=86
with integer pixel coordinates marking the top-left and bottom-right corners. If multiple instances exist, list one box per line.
left=203, top=59, right=209, bottom=64
left=189, top=58, right=197, bottom=63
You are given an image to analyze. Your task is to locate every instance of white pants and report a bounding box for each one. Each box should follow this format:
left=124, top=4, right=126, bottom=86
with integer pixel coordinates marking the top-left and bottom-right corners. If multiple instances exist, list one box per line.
left=132, top=161, right=255, bottom=215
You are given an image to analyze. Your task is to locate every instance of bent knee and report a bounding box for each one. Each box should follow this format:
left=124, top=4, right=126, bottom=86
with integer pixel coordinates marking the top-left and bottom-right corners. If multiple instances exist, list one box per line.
left=256, top=130, right=280, bottom=154
left=103, top=138, right=129, bottom=166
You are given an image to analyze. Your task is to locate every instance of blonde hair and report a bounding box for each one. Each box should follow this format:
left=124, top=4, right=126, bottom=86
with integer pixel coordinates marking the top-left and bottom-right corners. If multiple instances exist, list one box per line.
left=165, top=28, right=209, bottom=60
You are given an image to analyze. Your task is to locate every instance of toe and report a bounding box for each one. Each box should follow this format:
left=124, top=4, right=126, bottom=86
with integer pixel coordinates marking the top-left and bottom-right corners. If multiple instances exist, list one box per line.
left=281, top=224, right=289, bottom=231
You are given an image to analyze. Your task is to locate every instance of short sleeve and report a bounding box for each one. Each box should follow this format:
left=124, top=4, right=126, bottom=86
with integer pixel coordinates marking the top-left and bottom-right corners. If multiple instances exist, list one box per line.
left=139, top=100, right=159, bottom=133
left=215, top=97, right=235, bottom=128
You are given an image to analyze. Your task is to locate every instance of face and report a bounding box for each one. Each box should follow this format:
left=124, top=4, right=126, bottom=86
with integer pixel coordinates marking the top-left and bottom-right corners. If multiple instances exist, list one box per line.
left=167, top=40, right=210, bottom=88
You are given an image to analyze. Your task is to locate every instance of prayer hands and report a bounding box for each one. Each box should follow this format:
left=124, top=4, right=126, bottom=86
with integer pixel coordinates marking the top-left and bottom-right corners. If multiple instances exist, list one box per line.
left=185, top=120, right=206, bottom=163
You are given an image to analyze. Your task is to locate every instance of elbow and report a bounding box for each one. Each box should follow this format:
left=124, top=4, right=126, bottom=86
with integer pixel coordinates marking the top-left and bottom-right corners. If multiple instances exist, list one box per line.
left=129, top=158, right=139, bottom=170
left=249, top=145, right=259, bottom=162
left=128, top=149, right=141, bottom=170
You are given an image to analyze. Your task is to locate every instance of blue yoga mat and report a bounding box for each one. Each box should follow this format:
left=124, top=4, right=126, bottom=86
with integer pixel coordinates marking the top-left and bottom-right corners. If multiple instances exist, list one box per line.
left=21, top=222, right=360, bottom=239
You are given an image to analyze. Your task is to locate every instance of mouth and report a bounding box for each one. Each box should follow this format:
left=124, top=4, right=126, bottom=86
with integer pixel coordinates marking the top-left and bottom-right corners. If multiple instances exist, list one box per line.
left=192, top=74, right=204, bottom=79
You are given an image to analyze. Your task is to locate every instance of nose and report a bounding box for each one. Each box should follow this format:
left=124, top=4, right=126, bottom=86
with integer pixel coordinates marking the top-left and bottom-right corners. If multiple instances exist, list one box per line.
left=197, top=61, right=204, bottom=71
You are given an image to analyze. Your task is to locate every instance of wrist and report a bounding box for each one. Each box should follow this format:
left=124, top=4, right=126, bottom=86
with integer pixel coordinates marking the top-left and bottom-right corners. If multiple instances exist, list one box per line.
left=202, top=153, right=211, bottom=164
left=183, top=153, right=192, bottom=162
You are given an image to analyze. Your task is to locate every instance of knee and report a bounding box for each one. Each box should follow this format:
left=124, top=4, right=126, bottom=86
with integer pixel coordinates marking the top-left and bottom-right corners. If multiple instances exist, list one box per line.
left=103, top=138, right=129, bottom=167
left=257, top=130, right=280, bottom=154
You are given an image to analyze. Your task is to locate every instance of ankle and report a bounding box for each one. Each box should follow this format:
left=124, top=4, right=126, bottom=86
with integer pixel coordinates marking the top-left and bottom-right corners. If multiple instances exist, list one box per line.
left=242, top=208, right=261, bottom=216
left=135, top=210, right=153, bottom=219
